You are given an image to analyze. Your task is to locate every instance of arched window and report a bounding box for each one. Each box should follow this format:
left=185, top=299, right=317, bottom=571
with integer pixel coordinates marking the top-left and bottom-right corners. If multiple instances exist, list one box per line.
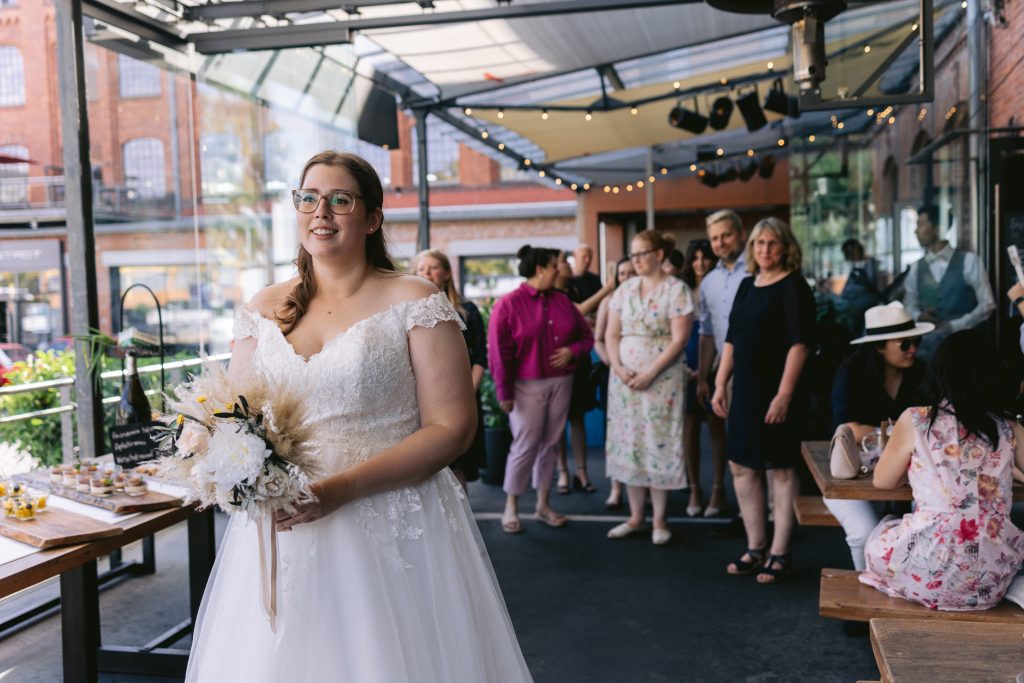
left=123, top=138, right=166, bottom=197
left=0, top=46, right=25, bottom=107
left=200, top=133, right=243, bottom=197
left=0, top=144, right=28, bottom=205
left=118, top=54, right=160, bottom=98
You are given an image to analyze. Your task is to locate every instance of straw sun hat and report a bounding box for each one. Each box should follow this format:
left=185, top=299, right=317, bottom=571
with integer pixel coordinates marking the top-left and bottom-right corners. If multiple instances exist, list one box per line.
left=849, top=301, right=935, bottom=344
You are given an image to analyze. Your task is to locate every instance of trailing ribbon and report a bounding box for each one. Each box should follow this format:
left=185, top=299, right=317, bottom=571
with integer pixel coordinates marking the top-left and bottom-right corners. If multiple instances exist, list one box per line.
left=256, top=512, right=278, bottom=633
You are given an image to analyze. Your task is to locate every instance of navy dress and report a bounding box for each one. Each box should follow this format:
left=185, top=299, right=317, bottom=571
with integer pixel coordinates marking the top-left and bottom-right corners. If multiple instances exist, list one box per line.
left=725, top=272, right=816, bottom=470
left=452, top=300, right=487, bottom=481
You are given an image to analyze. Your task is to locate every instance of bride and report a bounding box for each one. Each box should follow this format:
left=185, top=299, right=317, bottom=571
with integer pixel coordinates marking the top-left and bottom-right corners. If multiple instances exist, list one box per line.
left=185, top=151, right=533, bottom=682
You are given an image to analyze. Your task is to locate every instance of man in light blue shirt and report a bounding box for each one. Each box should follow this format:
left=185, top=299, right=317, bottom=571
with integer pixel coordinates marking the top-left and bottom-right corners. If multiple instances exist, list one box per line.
left=697, top=209, right=750, bottom=405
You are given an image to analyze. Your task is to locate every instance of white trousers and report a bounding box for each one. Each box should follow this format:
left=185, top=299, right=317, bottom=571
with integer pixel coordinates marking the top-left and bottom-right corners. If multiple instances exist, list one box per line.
left=822, top=497, right=881, bottom=571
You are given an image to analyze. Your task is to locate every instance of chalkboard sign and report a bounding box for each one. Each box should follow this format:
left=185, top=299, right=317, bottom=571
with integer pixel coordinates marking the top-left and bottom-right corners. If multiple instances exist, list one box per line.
left=110, top=422, right=160, bottom=469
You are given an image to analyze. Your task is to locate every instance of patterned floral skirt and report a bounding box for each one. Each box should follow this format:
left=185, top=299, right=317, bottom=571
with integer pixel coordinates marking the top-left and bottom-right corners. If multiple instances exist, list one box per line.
left=605, top=335, right=687, bottom=489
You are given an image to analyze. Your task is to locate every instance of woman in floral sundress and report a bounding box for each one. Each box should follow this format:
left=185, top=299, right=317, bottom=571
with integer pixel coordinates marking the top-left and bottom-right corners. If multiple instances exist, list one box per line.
left=862, top=330, right=1024, bottom=610
left=605, top=230, right=694, bottom=545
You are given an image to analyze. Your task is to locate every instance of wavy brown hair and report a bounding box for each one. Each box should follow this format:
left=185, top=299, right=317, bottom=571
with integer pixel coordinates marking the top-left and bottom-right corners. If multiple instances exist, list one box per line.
left=278, top=151, right=396, bottom=334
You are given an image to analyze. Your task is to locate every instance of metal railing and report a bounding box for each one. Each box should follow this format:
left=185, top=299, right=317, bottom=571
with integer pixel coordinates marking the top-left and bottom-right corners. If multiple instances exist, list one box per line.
left=0, top=353, right=231, bottom=463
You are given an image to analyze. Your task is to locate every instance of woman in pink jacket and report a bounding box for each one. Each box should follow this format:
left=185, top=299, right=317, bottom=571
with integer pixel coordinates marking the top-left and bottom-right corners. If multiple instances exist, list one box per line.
left=489, top=245, right=594, bottom=534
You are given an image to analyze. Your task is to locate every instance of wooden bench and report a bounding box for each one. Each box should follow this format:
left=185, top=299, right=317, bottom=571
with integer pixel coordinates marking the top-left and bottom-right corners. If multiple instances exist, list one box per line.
left=870, top=618, right=1024, bottom=682
left=793, top=495, right=840, bottom=526
left=819, top=568, right=1024, bottom=623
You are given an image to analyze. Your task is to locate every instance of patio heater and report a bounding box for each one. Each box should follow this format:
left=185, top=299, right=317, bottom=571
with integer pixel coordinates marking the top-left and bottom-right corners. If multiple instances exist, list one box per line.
left=706, top=0, right=847, bottom=91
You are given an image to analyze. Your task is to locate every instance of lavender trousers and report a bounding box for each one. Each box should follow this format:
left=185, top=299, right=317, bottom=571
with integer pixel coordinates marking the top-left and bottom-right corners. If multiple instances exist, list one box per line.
left=502, top=376, right=573, bottom=496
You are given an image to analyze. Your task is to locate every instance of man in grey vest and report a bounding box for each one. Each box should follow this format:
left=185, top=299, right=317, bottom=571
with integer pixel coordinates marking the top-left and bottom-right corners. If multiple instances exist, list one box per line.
left=903, top=204, right=994, bottom=358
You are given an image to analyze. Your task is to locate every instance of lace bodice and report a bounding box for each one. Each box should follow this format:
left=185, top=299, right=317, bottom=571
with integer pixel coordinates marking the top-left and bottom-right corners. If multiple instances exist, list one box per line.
left=233, top=292, right=464, bottom=474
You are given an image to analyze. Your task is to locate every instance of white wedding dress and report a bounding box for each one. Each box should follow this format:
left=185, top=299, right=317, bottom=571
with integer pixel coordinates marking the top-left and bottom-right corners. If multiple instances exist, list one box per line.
left=185, top=293, right=533, bottom=682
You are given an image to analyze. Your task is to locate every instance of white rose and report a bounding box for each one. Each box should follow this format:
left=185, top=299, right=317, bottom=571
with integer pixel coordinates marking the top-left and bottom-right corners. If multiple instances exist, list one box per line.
left=257, top=466, right=290, bottom=500
left=176, top=423, right=210, bottom=456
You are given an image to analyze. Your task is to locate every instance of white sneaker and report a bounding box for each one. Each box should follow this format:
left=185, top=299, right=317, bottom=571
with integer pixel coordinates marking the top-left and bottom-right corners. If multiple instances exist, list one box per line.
left=607, top=522, right=645, bottom=539
left=652, top=528, right=672, bottom=545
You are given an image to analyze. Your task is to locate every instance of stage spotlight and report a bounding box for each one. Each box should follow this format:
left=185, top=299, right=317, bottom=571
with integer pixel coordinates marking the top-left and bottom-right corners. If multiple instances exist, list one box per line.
left=668, top=102, right=708, bottom=134
left=758, top=155, right=777, bottom=179
left=708, top=96, right=733, bottom=130
left=738, top=159, right=758, bottom=181
left=699, top=171, right=721, bottom=188
left=736, top=85, right=767, bottom=131
left=764, top=78, right=801, bottom=118
left=719, top=166, right=738, bottom=183
left=696, top=146, right=717, bottom=162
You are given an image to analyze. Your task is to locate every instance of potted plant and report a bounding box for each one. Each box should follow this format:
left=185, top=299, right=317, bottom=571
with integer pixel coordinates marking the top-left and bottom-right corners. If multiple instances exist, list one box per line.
left=477, top=297, right=511, bottom=485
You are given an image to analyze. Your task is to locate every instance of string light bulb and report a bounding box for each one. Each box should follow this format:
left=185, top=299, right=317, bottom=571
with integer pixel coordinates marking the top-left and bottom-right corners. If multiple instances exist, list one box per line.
left=497, top=108, right=504, bottom=119
left=747, top=149, right=755, bottom=157
left=524, top=158, right=532, bottom=166
left=570, top=183, right=578, bottom=190
left=808, top=134, right=816, bottom=142
left=541, top=109, right=549, bottom=120
left=612, top=186, right=620, bottom=194
left=777, top=138, right=786, bottom=147
left=690, top=164, right=697, bottom=171
left=649, top=175, right=656, bottom=182
left=629, top=107, right=638, bottom=115
left=637, top=181, right=645, bottom=188
left=716, top=148, right=724, bottom=156
left=463, top=107, right=472, bottom=115
left=604, top=185, right=611, bottom=193
left=626, top=184, right=633, bottom=192
left=555, top=178, right=562, bottom=185
left=498, top=143, right=505, bottom=150
left=481, top=131, right=489, bottom=139
left=538, top=170, right=546, bottom=177
left=660, top=167, right=668, bottom=175
left=583, top=183, right=590, bottom=191
left=585, top=110, right=593, bottom=121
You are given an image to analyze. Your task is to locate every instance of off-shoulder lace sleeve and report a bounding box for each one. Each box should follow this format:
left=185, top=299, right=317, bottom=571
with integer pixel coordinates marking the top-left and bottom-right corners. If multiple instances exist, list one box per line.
left=233, top=305, right=260, bottom=340
left=405, top=292, right=466, bottom=332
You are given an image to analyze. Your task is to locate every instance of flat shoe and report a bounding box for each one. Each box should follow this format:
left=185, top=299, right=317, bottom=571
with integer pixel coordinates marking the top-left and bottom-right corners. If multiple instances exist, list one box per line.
left=703, top=505, right=722, bottom=518
left=605, top=497, right=623, bottom=511
left=607, top=522, right=645, bottom=539
left=535, top=510, right=568, bottom=528
left=686, top=505, right=703, bottom=517
left=652, top=528, right=672, bottom=545
left=501, top=519, right=524, bottom=534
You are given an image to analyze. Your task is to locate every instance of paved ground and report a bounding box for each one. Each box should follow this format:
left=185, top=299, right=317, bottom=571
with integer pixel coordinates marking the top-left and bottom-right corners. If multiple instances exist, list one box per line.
left=0, top=436, right=882, bottom=682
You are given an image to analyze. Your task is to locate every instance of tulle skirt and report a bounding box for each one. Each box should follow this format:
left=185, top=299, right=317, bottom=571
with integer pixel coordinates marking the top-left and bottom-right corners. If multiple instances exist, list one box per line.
left=185, top=470, right=532, bottom=682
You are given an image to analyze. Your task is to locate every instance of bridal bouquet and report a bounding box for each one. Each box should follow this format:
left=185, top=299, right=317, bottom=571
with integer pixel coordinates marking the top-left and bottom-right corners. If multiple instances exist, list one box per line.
left=153, top=361, right=324, bottom=519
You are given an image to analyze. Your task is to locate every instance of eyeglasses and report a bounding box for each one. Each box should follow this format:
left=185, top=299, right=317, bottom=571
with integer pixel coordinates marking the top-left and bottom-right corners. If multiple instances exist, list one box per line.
left=897, top=337, right=923, bottom=351
left=291, top=189, right=362, bottom=214
left=628, top=248, right=659, bottom=261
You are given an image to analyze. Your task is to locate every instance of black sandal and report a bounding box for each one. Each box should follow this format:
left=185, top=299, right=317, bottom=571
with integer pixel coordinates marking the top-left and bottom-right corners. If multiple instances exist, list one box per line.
left=726, top=546, right=767, bottom=576
left=756, top=553, right=793, bottom=584
left=573, top=467, right=596, bottom=493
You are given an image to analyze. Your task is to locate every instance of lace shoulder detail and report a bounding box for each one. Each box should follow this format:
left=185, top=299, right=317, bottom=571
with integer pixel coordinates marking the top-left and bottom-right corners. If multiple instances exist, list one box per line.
left=404, top=292, right=466, bottom=332
left=233, top=305, right=261, bottom=340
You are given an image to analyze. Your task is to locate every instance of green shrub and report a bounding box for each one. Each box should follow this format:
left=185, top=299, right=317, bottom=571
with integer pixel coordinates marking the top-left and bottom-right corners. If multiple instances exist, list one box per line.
left=0, top=350, right=77, bottom=466
left=476, top=297, right=508, bottom=430
left=0, top=349, right=198, bottom=466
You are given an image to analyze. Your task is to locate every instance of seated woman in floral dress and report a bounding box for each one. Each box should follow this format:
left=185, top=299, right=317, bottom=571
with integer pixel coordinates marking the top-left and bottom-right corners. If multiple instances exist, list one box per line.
left=862, top=330, right=1024, bottom=610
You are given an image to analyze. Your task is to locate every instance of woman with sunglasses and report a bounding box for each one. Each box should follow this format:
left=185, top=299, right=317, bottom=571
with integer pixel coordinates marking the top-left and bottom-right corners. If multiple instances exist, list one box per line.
left=824, top=301, right=933, bottom=571
left=605, top=230, right=694, bottom=545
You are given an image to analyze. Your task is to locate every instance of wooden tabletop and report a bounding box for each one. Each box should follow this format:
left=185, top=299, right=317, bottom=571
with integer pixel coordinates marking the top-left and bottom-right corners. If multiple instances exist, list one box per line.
left=802, top=441, right=1024, bottom=501
left=870, top=618, right=1024, bottom=682
left=0, top=503, right=198, bottom=598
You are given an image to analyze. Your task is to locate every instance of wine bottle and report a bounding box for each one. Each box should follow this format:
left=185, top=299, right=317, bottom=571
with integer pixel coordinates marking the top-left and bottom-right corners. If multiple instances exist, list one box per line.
left=116, top=353, right=151, bottom=426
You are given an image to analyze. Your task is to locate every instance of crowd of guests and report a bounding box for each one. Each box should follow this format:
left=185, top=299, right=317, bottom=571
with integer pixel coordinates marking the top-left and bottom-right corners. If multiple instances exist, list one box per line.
left=414, top=205, right=1024, bottom=608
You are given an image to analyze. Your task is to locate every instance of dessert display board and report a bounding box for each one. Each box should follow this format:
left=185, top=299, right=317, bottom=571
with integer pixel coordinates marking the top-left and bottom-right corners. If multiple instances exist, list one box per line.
left=0, top=507, right=123, bottom=549
left=17, top=471, right=183, bottom=514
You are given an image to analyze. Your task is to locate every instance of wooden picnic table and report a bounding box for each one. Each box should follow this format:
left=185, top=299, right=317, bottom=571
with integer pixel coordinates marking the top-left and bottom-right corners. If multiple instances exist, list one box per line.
left=0, top=504, right=215, bottom=683
left=802, top=441, right=1024, bottom=501
left=870, top=618, right=1024, bottom=682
